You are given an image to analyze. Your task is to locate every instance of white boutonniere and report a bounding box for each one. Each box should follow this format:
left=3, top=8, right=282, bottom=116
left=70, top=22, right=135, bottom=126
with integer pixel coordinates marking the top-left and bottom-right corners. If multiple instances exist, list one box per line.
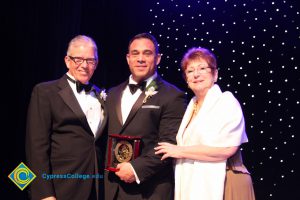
left=99, top=89, right=107, bottom=101
left=143, top=81, right=158, bottom=104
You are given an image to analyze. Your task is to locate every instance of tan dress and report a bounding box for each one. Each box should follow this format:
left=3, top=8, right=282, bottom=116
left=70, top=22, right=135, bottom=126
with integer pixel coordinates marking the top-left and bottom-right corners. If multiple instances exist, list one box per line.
left=224, top=150, right=256, bottom=200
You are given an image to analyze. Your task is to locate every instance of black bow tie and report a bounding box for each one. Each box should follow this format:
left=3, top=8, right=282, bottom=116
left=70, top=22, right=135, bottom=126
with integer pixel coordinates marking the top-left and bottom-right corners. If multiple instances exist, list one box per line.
left=128, top=81, right=146, bottom=94
left=76, top=82, right=93, bottom=93
left=67, top=75, right=93, bottom=93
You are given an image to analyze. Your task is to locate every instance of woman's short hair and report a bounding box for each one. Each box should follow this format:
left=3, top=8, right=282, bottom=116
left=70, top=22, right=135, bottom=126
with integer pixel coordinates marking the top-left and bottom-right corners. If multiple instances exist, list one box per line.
left=181, top=47, right=217, bottom=80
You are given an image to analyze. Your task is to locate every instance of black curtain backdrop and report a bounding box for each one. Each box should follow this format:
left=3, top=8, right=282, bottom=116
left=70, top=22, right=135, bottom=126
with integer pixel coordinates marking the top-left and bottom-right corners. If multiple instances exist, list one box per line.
left=4, top=0, right=299, bottom=199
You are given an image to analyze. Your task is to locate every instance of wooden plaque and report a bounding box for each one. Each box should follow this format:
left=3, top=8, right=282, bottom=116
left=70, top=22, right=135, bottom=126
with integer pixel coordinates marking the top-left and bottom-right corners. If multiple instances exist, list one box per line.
left=105, top=134, right=141, bottom=172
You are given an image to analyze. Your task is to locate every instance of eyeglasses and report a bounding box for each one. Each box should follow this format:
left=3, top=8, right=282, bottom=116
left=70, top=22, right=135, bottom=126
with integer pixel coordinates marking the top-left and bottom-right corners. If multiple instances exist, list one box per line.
left=68, top=56, right=97, bottom=66
left=186, top=67, right=212, bottom=76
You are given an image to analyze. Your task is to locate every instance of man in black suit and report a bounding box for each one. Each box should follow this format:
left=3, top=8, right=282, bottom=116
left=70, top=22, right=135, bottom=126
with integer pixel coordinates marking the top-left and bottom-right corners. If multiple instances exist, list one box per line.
left=105, top=33, right=186, bottom=199
left=26, top=35, right=107, bottom=200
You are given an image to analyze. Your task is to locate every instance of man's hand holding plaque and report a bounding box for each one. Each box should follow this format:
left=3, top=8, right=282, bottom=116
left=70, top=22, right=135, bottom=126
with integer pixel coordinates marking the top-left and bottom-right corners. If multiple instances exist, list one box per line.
left=115, top=162, right=136, bottom=183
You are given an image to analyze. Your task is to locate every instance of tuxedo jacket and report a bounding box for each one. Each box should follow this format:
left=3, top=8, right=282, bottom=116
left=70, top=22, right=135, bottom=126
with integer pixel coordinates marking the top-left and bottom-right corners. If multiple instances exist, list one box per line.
left=105, top=75, right=186, bottom=200
left=26, top=74, right=107, bottom=200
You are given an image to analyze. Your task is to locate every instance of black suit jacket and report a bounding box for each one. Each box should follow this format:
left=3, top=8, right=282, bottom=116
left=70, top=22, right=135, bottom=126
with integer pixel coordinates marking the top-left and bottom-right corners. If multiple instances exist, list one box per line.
left=105, top=75, right=186, bottom=200
left=26, top=74, right=107, bottom=200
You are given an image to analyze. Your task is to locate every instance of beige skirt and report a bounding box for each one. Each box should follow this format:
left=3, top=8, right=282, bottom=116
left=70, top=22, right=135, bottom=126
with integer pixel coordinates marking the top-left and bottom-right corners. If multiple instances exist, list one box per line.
left=223, top=169, right=256, bottom=200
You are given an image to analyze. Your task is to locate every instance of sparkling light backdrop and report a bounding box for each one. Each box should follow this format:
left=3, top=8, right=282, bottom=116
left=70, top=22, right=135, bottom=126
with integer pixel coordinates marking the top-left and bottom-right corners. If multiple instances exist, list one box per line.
left=146, top=0, right=299, bottom=199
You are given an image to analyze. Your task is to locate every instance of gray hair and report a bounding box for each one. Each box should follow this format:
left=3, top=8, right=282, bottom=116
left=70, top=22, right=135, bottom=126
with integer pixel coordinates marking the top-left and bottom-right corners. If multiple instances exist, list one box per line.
left=67, top=35, right=98, bottom=60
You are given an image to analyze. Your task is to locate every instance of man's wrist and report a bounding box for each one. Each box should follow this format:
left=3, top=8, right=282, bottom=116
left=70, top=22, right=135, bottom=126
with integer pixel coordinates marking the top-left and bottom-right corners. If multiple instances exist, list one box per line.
left=129, top=163, right=140, bottom=184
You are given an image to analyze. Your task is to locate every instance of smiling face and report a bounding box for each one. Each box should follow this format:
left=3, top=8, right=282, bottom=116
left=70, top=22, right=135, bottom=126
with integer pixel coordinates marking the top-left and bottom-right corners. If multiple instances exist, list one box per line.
left=64, top=39, right=98, bottom=84
left=185, top=58, right=218, bottom=95
left=126, top=38, right=161, bottom=83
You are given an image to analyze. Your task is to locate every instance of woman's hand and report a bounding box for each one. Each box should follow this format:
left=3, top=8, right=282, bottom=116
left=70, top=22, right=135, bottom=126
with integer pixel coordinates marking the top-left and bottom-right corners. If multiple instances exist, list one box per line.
left=154, top=142, right=183, bottom=160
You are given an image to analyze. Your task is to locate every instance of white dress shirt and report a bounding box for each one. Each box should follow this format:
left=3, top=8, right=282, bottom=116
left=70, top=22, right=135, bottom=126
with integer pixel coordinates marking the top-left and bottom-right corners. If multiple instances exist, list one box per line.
left=66, top=73, right=103, bottom=137
left=121, top=72, right=157, bottom=123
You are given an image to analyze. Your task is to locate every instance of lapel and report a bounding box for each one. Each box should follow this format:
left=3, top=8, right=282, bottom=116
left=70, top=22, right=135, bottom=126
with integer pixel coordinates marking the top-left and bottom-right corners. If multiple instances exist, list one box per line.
left=178, top=84, right=222, bottom=144
left=93, top=88, right=108, bottom=140
left=176, top=98, right=194, bottom=145
left=119, top=76, right=162, bottom=134
left=114, top=82, right=127, bottom=126
left=58, top=75, right=94, bottom=136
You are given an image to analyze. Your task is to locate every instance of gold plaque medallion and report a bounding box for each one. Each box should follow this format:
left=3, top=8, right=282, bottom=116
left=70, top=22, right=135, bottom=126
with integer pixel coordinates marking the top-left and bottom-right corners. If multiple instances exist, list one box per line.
left=114, top=140, right=133, bottom=162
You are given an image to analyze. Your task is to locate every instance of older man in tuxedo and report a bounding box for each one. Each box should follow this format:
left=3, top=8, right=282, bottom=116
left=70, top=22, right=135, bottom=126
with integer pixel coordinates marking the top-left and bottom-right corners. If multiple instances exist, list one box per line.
left=26, top=35, right=107, bottom=200
left=104, top=33, right=186, bottom=200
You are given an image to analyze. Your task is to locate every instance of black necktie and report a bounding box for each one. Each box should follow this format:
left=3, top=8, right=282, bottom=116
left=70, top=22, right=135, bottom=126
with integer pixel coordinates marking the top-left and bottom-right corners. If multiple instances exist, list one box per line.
left=67, top=75, right=93, bottom=93
left=128, top=81, right=146, bottom=94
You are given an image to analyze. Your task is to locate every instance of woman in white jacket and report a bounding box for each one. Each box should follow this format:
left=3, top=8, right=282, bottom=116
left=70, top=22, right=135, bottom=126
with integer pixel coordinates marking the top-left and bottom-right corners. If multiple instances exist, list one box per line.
left=155, top=47, right=255, bottom=200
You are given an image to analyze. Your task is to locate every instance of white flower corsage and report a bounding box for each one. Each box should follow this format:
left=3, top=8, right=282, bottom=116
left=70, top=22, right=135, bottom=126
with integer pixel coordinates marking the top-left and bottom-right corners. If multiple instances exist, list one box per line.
left=99, top=89, right=107, bottom=101
left=143, top=81, right=158, bottom=104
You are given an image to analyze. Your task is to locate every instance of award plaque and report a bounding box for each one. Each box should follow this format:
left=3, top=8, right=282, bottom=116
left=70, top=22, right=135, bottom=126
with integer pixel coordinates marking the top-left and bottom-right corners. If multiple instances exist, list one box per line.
left=105, top=134, right=141, bottom=172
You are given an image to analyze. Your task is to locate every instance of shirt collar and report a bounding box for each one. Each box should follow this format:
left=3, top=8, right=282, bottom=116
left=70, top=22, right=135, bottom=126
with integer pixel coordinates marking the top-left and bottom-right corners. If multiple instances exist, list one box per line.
left=128, top=72, right=157, bottom=88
